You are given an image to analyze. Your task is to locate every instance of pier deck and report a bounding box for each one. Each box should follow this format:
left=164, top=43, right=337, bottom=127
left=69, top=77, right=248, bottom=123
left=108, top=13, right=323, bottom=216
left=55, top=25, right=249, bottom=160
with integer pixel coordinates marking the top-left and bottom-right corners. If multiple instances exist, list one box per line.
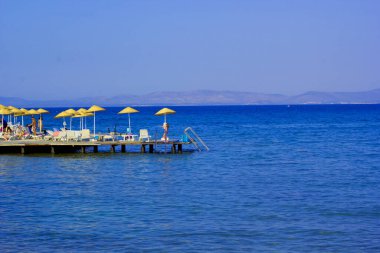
left=0, top=140, right=191, bottom=154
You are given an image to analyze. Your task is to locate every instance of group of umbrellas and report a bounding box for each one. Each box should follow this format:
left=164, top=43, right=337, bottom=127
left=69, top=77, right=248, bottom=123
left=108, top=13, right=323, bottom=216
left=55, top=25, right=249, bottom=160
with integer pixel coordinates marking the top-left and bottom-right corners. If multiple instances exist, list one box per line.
left=54, top=106, right=176, bottom=135
left=0, top=103, right=176, bottom=135
left=54, top=105, right=103, bottom=134
left=0, top=104, right=49, bottom=133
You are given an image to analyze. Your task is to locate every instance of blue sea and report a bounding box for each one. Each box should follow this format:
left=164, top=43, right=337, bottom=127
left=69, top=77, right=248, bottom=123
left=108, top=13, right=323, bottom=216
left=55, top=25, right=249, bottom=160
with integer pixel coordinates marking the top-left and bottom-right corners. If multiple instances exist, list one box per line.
left=1, top=105, right=380, bottom=252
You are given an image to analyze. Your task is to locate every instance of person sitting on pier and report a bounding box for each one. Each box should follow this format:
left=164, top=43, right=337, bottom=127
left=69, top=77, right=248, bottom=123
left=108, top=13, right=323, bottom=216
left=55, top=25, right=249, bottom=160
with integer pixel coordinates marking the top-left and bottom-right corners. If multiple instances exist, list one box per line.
left=27, top=116, right=37, bottom=135
left=1, top=126, right=13, bottom=141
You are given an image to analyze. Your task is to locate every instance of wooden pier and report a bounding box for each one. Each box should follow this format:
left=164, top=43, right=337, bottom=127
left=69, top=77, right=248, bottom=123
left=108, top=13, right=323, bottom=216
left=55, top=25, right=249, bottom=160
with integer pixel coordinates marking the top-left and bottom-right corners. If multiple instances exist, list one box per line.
left=0, top=140, right=190, bottom=154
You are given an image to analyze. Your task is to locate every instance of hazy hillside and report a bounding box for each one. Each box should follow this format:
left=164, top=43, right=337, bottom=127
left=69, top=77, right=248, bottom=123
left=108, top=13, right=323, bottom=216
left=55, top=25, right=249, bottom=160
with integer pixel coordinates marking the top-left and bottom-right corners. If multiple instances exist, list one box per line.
left=1, top=89, right=379, bottom=107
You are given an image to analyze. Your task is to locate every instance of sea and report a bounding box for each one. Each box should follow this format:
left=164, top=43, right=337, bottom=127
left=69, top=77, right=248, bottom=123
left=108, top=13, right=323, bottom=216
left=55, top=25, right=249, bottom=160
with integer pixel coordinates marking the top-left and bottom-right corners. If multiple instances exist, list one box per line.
left=0, top=105, right=379, bottom=252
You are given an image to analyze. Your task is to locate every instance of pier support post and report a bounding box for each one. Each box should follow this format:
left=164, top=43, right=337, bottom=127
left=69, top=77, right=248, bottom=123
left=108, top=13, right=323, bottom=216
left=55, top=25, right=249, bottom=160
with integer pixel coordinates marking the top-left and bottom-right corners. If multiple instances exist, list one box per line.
left=141, top=144, right=146, bottom=153
left=171, top=144, right=176, bottom=154
left=81, top=146, right=86, bottom=153
left=178, top=144, right=183, bottom=154
left=51, top=146, right=55, bottom=154
left=93, top=146, right=98, bottom=153
left=20, top=147, right=25, bottom=154
left=110, top=145, right=116, bottom=153
left=149, top=144, right=154, bottom=153
left=121, top=145, right=126, bottom=153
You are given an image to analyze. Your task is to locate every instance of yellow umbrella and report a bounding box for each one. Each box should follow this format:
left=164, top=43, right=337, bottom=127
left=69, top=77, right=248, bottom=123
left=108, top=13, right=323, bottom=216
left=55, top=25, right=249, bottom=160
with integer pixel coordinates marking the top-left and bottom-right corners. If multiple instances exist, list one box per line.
left=6, top=106, right=18, bottom=123
left=118, top=106, right=139, bottom=133
left=65, top=108, right=77, bottom=114
left=9, top=108, right=22, bottom=125
left=36, top=109, right=49, bottom=132
left=0, top=104, right=5, bottom=109
left=63, top=109, right=77, bottom=130
left=37, top=108, right=49, bottom=114
left=77, top=108, right=88, bottom=113
left=75, top=109, right=89, bottom=130
left=72, top=112, right=94, bottom=118
left=27, top=109, right=39, bottom=115
left=55, top=111, right=72, bottom=129
left=87, top=105, right=106, bottom=135
left=155, top=107, right=176, bottom=123
left=0, top=108, right=11, bottom=115
left=18, top=108, right=29, bottom=126
left=55, top=111, right=72, bottom=119
left=72, top=112, right=93, bottom=130
left=10, top=108, right=22, bottom=114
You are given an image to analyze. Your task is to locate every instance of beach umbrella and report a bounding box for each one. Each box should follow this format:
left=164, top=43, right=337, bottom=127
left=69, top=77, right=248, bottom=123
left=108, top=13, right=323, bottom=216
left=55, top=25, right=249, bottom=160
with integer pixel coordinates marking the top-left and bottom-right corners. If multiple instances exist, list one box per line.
left=75, top=109, right=88, bottom=130
left=0, top=108, right=11, bottom=133
left=155, top=107, right=176, bottom=123
left=36, top=108, right=49, bottom=132
left=77, top=108, right=88, bottom=113
left=55, top=111, right=72, bottom=119
left=55, top=111, right=72, bottom=129
left=65, top=109, right=77, bottom=130
left=72, top=112, right=93, bottom=130
left=37, top=108, right=49, bottom=114
left=9, top=108, right=22, bottom=125
left=118, top=106, right=139, bottom=133
left=27, top=109, right=39, bottom=115
left=10, top=108, right=22, bottom=114
left=7, top=106, right=18, bottom=122
left=65, top=109, right=77, bottom=114
left=87, top=105, right=105, bottom=135
left=20, top=108, right=29, bottom=126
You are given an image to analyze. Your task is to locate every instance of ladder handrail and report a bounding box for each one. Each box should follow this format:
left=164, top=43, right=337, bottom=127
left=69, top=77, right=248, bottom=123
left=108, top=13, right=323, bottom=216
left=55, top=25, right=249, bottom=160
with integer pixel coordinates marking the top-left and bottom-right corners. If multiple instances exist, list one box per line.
left=184, top=127, right=209, bottom=151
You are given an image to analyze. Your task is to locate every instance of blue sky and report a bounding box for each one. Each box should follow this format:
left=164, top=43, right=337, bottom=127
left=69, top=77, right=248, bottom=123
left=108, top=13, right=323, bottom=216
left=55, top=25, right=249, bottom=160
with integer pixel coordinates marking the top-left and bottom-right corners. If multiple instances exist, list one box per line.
left=0, top=0, right=379, bottom=99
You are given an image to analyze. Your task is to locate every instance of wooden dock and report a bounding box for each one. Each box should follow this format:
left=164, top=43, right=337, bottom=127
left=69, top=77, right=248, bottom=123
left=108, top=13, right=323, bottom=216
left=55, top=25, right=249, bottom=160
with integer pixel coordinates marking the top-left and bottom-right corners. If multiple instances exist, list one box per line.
left=0, top=140, right=191, bottom=154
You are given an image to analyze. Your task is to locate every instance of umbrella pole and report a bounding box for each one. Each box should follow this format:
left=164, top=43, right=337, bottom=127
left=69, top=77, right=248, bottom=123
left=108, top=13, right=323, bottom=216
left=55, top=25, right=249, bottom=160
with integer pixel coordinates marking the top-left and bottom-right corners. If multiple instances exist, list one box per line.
left=22, top=115, right=24, bottom=126
left=70, top=117, right=72, bottom=131
left=93, top=112, right=96, bottom=136
left=128, top=113, right=131, bottom=133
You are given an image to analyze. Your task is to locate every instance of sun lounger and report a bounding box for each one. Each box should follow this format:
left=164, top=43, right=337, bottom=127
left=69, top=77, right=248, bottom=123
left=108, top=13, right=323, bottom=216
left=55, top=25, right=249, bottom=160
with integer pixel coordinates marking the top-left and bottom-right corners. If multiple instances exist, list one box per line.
left=80, top=129, right=91, bottom=141
left=53, top=131, right=66, bottom=141
left=139, top=129, right=151, bottom=142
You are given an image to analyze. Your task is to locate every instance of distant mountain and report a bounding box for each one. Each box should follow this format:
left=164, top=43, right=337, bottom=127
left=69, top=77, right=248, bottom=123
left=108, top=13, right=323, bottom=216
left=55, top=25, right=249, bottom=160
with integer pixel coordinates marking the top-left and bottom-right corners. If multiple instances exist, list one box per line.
left=288, top=89, right=380, bottom=104
left=1, top=89, right=380, bottom=107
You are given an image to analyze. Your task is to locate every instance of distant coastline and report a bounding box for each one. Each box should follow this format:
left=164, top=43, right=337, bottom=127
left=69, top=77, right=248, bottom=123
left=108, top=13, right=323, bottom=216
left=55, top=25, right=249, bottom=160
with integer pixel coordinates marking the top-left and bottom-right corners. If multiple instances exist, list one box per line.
left=1, top=88, right=379, bottom=107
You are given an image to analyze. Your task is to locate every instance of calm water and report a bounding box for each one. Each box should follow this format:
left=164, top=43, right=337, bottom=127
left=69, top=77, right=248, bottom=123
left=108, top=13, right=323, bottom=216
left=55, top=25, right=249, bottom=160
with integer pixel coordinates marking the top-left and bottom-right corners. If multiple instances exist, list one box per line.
left=1, top=105, right=380, bottom=252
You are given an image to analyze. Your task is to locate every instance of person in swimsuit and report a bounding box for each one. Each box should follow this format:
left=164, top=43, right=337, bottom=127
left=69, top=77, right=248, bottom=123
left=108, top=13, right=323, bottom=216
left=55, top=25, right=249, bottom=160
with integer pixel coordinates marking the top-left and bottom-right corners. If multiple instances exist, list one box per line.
left=162, top=122, right=169, bottom=141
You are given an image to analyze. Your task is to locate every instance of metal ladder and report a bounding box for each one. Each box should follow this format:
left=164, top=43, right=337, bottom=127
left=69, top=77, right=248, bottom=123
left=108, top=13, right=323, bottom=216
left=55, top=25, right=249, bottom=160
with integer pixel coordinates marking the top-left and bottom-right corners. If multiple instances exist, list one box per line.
left=184, top=127, right=209, bottom=151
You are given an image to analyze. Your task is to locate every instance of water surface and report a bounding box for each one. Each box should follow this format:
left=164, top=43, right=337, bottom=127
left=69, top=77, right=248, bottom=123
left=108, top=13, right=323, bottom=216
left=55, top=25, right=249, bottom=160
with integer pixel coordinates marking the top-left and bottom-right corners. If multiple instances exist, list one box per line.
left=1, top=105, right=380, bottom=252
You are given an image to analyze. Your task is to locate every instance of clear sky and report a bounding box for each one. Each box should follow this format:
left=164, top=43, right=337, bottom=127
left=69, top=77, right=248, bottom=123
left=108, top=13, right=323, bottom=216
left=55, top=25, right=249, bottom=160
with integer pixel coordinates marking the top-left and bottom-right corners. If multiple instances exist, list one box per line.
left=0, top=0, right=379, bottom=100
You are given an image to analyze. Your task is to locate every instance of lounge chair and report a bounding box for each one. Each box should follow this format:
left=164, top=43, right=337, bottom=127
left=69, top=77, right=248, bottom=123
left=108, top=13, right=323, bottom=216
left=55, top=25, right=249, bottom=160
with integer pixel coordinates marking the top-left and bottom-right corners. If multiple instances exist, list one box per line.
left=80, top=129, right=91, bottom=141
left=66, top=130, right=81, bottom=141
left=139, top=129, right=151, bottom=142
left=53, top=131, right=66, bottom=141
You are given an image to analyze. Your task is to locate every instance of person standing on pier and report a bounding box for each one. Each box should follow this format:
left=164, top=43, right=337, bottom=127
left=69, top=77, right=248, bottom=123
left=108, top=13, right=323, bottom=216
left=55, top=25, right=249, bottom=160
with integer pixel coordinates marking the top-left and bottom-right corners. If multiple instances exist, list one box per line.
left=38, top=116, right=43, bottom=133
left=162, top=122, right=169, bottom=141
